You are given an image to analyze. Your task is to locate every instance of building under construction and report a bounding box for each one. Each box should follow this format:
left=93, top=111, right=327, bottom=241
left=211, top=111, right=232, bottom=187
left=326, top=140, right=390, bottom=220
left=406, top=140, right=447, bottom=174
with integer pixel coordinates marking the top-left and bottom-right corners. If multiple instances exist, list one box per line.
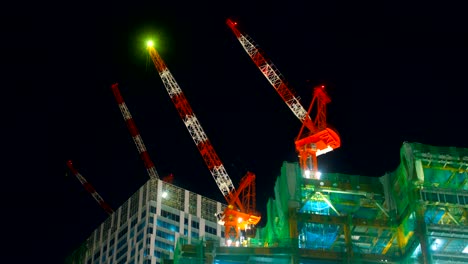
left=67, top=19, right=467, bottom=264
left=174, top=142, right=468, bottom=264
left=68, top=141, right=468, bottom=264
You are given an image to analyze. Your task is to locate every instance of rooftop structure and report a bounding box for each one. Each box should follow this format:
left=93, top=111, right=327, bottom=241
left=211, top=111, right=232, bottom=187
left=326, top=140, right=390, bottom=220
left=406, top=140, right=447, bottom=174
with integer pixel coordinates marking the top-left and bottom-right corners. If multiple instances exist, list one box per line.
left=175, top=142, right=468, bottom=264
left=66, top=178, right=226, bottom=264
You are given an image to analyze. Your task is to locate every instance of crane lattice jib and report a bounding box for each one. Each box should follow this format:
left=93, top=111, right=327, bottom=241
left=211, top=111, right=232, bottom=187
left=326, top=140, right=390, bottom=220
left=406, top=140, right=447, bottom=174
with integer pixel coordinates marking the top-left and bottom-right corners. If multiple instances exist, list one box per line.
left=67, top=160, right=114, bottom=215
left=227, top=19, right=317, bottom=134
left=111, top=83, right=160, bottom=180
left=147, top=47, right=236, bottom=200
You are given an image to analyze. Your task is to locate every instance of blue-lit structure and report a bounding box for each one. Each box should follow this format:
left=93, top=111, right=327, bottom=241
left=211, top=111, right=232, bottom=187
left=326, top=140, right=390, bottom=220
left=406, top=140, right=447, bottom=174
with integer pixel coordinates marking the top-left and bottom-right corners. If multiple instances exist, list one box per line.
left=175, top=142, right=468, bottom=263
left=68, top=142, right=467, bottom=263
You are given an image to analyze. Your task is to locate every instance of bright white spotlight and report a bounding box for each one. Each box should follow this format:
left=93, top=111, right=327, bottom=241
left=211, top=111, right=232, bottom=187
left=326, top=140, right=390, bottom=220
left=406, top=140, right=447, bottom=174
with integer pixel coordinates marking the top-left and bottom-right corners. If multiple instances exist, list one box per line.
left=316, top=171, right=322, bottom=179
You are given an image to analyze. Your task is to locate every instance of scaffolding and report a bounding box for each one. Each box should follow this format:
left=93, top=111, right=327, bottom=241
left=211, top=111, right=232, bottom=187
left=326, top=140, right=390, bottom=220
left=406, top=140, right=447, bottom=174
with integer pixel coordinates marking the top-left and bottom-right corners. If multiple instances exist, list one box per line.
left=174, top=142, right=468, bottom=263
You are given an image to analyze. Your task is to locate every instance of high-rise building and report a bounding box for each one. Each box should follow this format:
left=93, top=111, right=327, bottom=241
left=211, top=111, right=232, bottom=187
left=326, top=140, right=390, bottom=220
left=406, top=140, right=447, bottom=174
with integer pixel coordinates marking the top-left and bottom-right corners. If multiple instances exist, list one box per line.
left=66, top=179, right=226, bottom=264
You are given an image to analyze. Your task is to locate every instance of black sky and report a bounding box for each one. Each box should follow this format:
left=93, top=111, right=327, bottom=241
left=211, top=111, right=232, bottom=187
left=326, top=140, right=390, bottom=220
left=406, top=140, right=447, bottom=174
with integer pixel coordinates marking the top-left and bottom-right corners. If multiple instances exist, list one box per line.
left=7, top=1, right=467, bottom=263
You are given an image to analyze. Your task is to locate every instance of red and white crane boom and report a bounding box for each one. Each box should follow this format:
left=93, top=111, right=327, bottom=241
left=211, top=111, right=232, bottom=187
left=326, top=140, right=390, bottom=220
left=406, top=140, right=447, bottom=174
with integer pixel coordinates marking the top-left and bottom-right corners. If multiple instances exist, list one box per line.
left=226, top=19, right=316, bottom=133
left=111, top=83, right=160, bottom=180
left=146, top=43, right=234, bottom=198
left=67, top=160, right=114, bottom=215
left=146, top=41, right=260, bottom=243
left=227, top=19, right=340, bottom=178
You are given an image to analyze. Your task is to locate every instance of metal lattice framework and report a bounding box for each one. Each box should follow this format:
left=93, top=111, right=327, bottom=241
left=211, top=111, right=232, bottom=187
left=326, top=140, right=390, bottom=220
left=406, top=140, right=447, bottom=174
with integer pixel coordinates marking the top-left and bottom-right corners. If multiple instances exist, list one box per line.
left=226, top=19, right=311, bottom=130
left=67, top=160, right=114, bottom=215
left=147, top=43, right=260, bottom=243
left=111, top=83, right=160, bottom=180
left=254, top=142, right=468, bottom=263
left=227, top=19, right=340, bottom=179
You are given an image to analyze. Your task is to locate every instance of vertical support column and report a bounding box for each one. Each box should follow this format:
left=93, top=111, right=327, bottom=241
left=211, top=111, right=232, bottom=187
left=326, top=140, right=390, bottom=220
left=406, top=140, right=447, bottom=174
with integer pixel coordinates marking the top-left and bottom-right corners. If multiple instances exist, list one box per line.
left=343, top=214, right=353, bottom=263
left=288, top=207, right=299, bottom=264
left=179, top=211, right=185, bottom=236
left=188, top=214, right=192, bottom=243
left=149, top=230, right=155, bottom=264
left=156, top=179, right=162, bottom=216
left=182, top=190, right=189, bottom=237
left=92, top=230, right=98, bottom=255
left=197, top=194, right=202, bottom=218
left=139, top=185, right=144, bottom=218
left=415, top=203, right=432, bottom=264
left=288, top=207, right=298, bottom=241
left=184, top=190, right=190, bottom=213
left=116, top=207, right=122, bottom=230
left=110, top=213, right=118, bottom=263
left=98, top=225, right=103, bottom=253
left=216, top=202, right=224, bottom=245
left=199, top=218, right=206, bottom=238
left=397, top=225, right=406, bottom=255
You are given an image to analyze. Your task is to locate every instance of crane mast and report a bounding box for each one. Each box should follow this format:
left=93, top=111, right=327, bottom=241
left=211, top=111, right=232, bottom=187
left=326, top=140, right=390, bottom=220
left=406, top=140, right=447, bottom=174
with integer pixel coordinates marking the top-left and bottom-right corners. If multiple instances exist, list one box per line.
left=111, top=83, right=159, bottom=180
left=146, top=41, right=260, bottom=244
left=67, top=160, right=114, bottom=215
left=227, top=19, right=340, bottom=178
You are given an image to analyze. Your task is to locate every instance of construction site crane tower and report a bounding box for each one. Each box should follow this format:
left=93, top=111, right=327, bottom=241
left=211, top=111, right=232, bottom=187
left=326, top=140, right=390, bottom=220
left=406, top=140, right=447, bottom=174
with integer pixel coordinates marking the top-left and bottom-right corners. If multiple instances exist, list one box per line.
left=67, top=160, right=114, bottom=215
left=226, top=19, right=341, bottom=178
left=146, top=40, right=260, bottom=245
left=111, top=83, right=160, bottom=180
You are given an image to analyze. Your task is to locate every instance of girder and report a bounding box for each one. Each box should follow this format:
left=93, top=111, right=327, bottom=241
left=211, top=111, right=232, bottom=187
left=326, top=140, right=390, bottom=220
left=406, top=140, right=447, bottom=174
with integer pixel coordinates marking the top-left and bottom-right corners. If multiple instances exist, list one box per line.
left=148, top=47, right=235, bottom=198
left=147, top=44, right=260, bottom=244
left=111, top=83, right=160, bottom=180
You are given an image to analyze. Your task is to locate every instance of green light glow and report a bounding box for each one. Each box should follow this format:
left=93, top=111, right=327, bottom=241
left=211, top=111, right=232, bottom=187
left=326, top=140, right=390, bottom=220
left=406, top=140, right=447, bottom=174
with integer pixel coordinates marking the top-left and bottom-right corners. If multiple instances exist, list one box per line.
left=147, top=40, right=154, bottom=47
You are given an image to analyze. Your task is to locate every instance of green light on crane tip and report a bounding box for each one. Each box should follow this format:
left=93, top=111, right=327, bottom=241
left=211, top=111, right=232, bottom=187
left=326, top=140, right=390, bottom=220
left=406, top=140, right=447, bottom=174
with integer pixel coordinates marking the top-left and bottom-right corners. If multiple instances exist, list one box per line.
left=147, top=40, right=154, bottom=47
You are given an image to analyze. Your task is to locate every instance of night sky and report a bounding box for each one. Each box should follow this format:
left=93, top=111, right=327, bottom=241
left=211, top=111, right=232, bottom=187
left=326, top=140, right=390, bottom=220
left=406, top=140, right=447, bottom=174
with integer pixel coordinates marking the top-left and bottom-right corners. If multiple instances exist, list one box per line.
left=7, top=2, right=467, bottom=263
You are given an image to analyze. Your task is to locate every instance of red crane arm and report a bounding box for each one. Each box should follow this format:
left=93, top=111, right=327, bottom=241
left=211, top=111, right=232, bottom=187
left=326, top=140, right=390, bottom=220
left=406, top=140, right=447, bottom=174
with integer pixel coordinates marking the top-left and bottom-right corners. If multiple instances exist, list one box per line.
left=226, top=19, right=317, bottom=134
left=227, top=19, right=341, bottom=179
left=147, top=42, right=261, bottom=242
left=146, top=44, right=236, bottom=202
left=111, top=83, right=159, bottom=180
left=67, top=160, right=114, bottom=215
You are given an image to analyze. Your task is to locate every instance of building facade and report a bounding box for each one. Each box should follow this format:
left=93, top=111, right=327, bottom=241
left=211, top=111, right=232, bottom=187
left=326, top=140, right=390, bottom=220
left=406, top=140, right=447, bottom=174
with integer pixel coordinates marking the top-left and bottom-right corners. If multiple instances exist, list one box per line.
left=66, top=179, right=226, bottom=264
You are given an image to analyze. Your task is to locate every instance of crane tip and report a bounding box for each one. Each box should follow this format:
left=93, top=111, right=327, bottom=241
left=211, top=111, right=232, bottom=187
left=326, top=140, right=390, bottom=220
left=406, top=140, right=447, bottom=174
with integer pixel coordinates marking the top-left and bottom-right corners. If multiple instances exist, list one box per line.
left=146, top=40, right=154, bottom=48
left=226, top=19, right=237, bottom=26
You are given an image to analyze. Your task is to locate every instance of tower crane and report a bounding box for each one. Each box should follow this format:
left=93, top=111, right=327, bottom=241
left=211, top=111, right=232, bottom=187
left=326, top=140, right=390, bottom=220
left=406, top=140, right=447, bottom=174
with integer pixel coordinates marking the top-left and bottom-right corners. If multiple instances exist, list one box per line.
left=67, top=160, right=114, bottom=215
left=111, top=83, right=160, bottom=180
left=227, top=19, right=340, bottom=179
left=146, top=40, right=260, bottom=245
